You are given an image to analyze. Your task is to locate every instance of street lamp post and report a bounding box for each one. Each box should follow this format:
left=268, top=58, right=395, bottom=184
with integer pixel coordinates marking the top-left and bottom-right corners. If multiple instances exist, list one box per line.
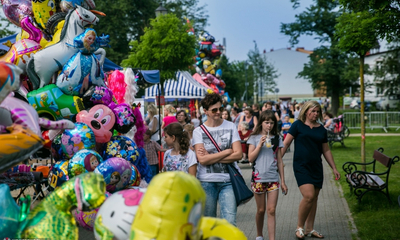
left=155, top=4, right=168, bottom=147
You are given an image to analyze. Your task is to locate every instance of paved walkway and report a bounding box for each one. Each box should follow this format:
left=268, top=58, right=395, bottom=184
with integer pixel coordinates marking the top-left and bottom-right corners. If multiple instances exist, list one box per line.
left=79, top=149, right=357, bottom=240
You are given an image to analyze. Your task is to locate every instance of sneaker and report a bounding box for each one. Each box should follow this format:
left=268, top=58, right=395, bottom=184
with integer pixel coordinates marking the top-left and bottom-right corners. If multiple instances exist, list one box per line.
left=255, top=236, right=264, bottom=240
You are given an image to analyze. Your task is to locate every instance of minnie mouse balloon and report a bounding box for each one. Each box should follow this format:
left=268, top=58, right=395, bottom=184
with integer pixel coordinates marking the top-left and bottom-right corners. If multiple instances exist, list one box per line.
left=94, top=157, right=132, bottom=193
left=61, top=122, right=96, bottom=159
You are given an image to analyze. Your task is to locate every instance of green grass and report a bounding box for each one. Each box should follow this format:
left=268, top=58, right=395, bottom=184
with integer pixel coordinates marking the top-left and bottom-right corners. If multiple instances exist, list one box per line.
left=348, top=128, right=400, bottom=134
left=331, top=137, right=400, bottom=240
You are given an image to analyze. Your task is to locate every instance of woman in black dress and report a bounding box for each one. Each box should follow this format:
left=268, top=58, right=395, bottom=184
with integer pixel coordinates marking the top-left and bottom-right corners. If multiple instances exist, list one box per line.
left=281, top=101, right=340, bottom=239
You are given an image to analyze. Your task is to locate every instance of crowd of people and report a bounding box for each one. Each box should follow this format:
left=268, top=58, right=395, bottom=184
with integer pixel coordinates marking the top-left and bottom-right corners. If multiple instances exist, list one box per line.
left=142, top=94, right=340, bottom=240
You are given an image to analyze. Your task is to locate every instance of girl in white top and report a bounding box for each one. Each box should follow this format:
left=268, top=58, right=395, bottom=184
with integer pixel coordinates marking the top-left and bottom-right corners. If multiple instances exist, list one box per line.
left=162, top=122, right=197, bottom=176
left=247, top=110, right=288, bottom=240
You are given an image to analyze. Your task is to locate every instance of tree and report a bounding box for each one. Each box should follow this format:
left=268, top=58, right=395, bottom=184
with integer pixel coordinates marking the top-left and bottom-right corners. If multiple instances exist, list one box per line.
left=335, top=9, right=378, bottom=164
left=247, top=42, right=279, bottom=104
left=93, top=0, right=207, bottom=65
left=121, top=13, right=196, bottom=84
left=93, top=0, right=159, bottom=64
left=280, top=0, right=359, bottom=116
left=161, top=0, right=208, bottom=34
left=0, top=15, right=15, bottom=38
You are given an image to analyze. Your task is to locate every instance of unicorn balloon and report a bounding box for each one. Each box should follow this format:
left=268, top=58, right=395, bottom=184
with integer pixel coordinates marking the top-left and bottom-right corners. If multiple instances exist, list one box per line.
left=26, top=6, right=105, bottom=90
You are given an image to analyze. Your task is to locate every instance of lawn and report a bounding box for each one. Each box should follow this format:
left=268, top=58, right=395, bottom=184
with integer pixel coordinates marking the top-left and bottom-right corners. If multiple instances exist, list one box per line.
left=330, top=136, right=400, bottom=240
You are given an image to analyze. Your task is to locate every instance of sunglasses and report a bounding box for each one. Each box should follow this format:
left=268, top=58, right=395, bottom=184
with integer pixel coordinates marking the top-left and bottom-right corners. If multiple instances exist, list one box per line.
left=209, top=107, right=224, bottom=114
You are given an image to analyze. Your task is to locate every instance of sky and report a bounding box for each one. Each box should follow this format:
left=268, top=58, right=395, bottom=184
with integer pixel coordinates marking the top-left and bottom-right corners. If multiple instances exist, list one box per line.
left=197, top=0, right=324, bottom=62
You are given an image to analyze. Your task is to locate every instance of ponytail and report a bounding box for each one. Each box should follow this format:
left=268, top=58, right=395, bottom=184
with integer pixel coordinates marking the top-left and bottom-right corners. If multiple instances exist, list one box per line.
left=164, top=122, right=190, bottom=155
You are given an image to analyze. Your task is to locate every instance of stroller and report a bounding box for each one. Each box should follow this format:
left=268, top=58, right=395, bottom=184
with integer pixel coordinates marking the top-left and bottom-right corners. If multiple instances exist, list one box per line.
left=327, top=115, right=345, bottom=148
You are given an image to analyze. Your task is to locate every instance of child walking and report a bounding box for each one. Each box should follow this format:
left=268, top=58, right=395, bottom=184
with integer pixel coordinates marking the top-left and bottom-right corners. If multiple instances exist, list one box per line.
left=144, top=129, right=166, bottom=176
left=247, top=110, right=288, bottom=240
left=162, top=122, right=197, bottom=176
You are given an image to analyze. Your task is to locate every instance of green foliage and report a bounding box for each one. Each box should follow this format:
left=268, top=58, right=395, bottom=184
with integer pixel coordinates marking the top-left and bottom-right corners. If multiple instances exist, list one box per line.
left=338, top=0, right=400, bottom=42
left=0, top=15, right=15, bottom=38
left=94, top=0, right=159, bottom=64
left=121, top=13, right=196, bottom=82
left=161, top=0, right=208, bottom=34
left=335, top=11, right=378, bottom=56
left=332, top=136, right=400, bottom=240
left=371, top=46, right=400, bottom=96
left=280, top=0, right=360, bottom=116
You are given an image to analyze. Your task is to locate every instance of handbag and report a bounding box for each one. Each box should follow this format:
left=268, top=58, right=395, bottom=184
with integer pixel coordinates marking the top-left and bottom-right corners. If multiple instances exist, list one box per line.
left=200, top=124, right=253, bottom=206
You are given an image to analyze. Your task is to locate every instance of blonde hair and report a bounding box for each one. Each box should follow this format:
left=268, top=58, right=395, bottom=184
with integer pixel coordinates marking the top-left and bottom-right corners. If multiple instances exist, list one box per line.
left=164, top=104, right=176, bottom=114
left=298, top=100, right=323, bottom=123
left=83, top=30, right=96, bottom=51
left=183, top=124, right=194, bottom=135
left=147, top=104, right=157, bottom=116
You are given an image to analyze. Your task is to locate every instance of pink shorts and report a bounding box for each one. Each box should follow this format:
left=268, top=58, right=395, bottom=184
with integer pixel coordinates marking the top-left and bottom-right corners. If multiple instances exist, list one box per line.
left=251, top=182, right=280, bottom=194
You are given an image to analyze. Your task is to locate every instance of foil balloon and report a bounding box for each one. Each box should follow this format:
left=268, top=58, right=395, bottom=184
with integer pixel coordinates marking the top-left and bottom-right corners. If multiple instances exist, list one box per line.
left=0, top=62, right=22, bottom=103
left=200, top=217, right=247, bottom=240
left=76, top=104, right=116, bottom=143
left=31, top=0, right=58, bottom=30
left=112, top=103, right=136, bottom=134
left=60, top=0, right=96, bottom=12
left=56, top=28, right=106, bottom=96
left=27, top=84, right=85, bottom=121
left=19, top=173, right=106, bottom=239
left=94, top=188, right=146, bottom=240
left=68, top=149, right=103, bottom=177
left=1, top=0, right=33, bottom=27
left=0, top=184, right=22, bottom=238
left=73, top=191, right=111, bottom=231
left=48, top=160, right=69, bottom=191
left=128, top=164, right=141, bottom=187
left=61, top=122, right=96, bottom=159
left=103, top=136, right=139, bottom=164
left=26, top=6, right=104, bottom=90
left=94, top=157, right=132, bottom=193
left=130, top=172, right=206, bottom=240
left=82, top=85, right=114, bottom=108
left=0, top=125, right=44, bottom=174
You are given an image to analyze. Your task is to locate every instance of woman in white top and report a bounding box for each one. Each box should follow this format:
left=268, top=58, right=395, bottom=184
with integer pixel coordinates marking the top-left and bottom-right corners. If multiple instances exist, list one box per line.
left=147, top=104, right=161, bottom=143
left=193, top=93, right=242, bottom=226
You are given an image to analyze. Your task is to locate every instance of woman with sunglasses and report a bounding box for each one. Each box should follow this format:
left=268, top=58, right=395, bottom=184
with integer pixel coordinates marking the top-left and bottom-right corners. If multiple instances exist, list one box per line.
left=192, top=93, right=243, bottom=226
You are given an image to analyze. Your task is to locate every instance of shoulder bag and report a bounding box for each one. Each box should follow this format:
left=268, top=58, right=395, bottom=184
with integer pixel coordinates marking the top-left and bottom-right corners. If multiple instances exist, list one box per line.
left=200, top=124, right=253, bottom=206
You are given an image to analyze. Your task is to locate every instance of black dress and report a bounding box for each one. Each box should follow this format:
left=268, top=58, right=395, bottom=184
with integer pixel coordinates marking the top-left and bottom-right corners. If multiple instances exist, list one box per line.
left=288, top=120, right=327, bottom=188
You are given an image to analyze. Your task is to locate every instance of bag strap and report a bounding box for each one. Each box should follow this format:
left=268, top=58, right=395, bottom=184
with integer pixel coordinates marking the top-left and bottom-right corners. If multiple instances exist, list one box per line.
left=151, top=129, right=159, bottom=136
left=200, top=124, right=221, bottom=152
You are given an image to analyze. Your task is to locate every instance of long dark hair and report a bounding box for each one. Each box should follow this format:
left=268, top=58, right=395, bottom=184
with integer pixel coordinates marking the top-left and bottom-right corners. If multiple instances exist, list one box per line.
left=164, top=122, right=190, bottom=155
left=251, top=110, right=278, bottom=136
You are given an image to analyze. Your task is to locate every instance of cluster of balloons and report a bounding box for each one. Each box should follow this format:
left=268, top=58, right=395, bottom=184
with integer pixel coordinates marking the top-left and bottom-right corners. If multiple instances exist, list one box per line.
left=194, top=31, right=226, bottom=95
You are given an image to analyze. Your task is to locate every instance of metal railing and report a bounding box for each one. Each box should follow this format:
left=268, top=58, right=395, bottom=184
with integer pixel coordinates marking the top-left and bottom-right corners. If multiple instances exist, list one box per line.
left=343, top=112, right=400, bottom=132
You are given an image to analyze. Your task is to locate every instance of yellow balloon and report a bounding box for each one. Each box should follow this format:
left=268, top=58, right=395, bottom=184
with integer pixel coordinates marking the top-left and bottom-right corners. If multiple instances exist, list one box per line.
left=32, top=0, right=57, bottom=30
left=200, top=217, right=247, bottom=240
left=130, top=172, right=206, bottom=240
left=16, top=31, right=50, bottom=48
left=44, top=21, right=65, bottom=48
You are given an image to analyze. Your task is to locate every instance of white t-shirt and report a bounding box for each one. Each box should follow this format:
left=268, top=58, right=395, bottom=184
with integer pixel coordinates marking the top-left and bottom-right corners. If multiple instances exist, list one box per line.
left=192, top=120, right=241, bottom=182
left=247, top=134, right=283, bottom=182
left=148, top=115, right=161, bottom=141
left=163, top=149, right=197, bottom=174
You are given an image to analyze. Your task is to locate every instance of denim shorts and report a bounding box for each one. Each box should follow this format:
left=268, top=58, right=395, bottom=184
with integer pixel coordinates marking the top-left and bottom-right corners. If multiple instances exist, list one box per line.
left=200, top=181, right=237, bottom=226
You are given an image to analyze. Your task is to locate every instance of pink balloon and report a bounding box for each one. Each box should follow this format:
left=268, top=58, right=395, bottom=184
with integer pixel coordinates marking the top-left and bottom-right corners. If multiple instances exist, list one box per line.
left=76, top=105, right=116, bottom=143
left=1, top=0, right=33, bottom=27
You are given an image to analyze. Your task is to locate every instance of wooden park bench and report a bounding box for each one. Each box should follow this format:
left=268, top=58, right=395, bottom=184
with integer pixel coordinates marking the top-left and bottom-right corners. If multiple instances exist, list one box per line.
left=342, top=148, right=399, bottom=203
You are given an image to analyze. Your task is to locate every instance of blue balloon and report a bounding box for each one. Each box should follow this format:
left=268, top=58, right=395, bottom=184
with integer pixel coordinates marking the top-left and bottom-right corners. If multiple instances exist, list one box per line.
left=61, top=122, right=96, bottom=159
left=102, top=136, right=139, bottom=164
left=0, top=184, right=21, bottom=238
left=68, top=149, right=103, bottom=178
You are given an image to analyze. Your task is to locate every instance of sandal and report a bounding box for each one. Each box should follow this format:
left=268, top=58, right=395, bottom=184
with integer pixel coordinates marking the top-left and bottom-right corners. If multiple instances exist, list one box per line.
left=308, top=230, right=324, bottom=238
left=295, top=228, right=305, bottom=239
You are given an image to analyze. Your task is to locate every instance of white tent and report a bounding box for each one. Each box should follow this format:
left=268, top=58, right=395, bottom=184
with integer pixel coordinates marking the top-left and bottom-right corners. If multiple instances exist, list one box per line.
left=145, top=71, right=209, bottom=100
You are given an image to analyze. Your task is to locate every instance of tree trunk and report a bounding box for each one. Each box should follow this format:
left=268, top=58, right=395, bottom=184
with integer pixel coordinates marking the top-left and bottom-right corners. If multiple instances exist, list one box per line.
left=360, top=55, right=366, bottom=168
left=330, top=87, right=340, bottom=116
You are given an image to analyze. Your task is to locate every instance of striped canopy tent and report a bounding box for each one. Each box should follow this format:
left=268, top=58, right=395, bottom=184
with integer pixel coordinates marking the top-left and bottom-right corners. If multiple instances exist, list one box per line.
left=145, top=71, right=210, bottom=101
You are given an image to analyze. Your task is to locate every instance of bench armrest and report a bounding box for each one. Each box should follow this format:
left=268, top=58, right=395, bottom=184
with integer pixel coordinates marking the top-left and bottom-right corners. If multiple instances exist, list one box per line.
left=342, top=160, right=375, bottom=174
